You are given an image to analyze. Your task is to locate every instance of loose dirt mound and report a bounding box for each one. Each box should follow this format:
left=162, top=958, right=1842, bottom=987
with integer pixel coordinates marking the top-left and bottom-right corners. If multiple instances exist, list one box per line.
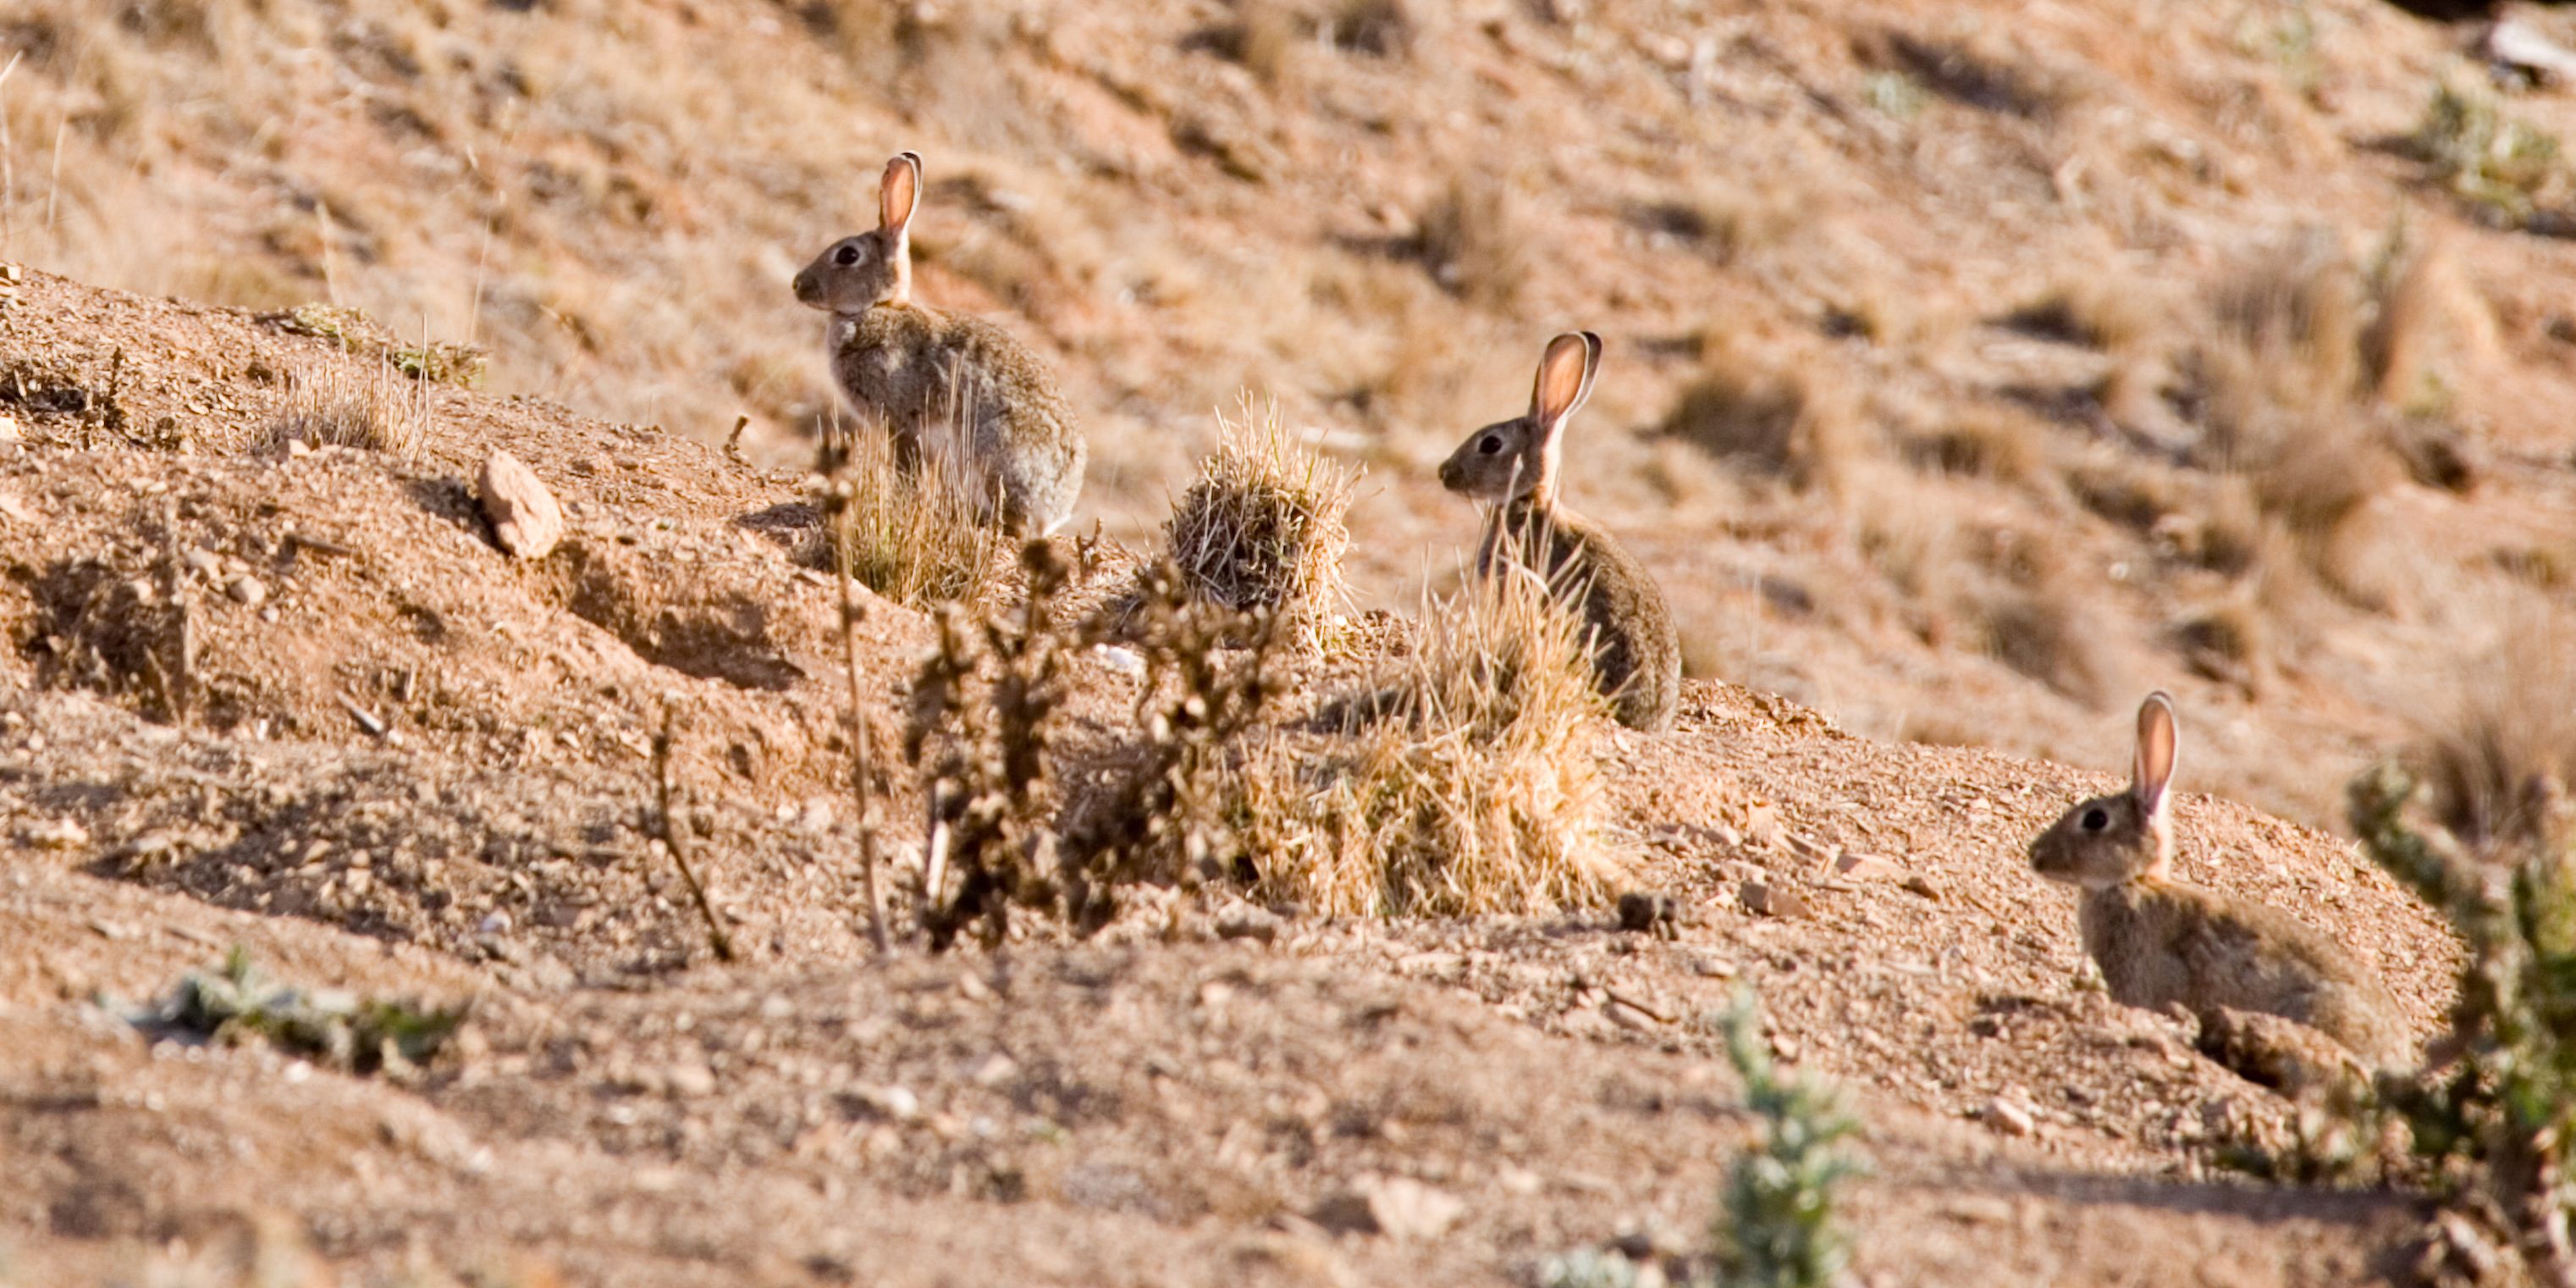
left=0, top=268, right=2461, bottom=1284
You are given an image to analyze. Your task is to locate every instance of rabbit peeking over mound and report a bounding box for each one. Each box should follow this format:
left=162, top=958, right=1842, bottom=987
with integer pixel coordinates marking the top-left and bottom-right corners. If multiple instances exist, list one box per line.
left=2029, top=691, right=2415, bottom=1072
left=792, top=151, right=1086, bottom=537
left=1437, top=331, right=1682, bottom=732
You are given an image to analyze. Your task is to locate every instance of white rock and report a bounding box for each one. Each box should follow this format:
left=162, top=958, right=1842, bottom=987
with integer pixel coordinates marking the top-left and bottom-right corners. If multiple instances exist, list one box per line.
left=1310, top=1175, right=1465, bottom=1241
left=478, top=449, right=564, bottom=559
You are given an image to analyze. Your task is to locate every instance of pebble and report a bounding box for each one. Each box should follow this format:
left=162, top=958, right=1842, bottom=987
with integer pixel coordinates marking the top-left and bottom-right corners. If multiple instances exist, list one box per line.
left=26, top=818, right=88, bottom=849
left=1984, top=1097, right=2038, bottom=1137
left=0, top=413, right=18, bottom=442
left=225, top=576, right=267, bottom=606
left=665, top=1061, right=718, bottom=1098
left=479, top=449, right=564, bottom=559
left=1739, top=881, right=1810, bottom=920
left=1310, top=1175, right=1465, bottom=1241
left=184, top=548, right=222, bottom=578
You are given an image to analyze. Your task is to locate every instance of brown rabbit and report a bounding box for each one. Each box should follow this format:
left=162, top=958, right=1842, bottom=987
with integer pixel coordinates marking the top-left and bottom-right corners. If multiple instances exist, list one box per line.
left=1437, top=332, right=1681, bottom=732
left=2028, top=692, right=2414, bottom=1070
left=792, top=151, right=1085, bottom=536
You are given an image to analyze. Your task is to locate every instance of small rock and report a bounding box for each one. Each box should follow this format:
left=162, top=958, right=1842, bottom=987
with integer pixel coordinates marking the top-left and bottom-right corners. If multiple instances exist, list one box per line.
left=1832, top=851, right=1903, bottom=881
left=479, top=449, right=564, bottom=559
left=225, top=575, right=267, bottom=607
left=969, top=1053, right=1018, bottom=1086
left=850, top=1084, right=921, bottom=1122
left=1216, top=905, right=1281, bottom=943
left=284, top=439, right=312, bottom=459
left=25, top=818, right=88, bottom=849
left=1739, top=881, right=1810, bottom=919
left=0, top=413, right=19, bottom=442
left=665, top=1061, right=717, bottom=1098
left=1310, top=1175, right=1465, bottom=1241
left=183, top=548, right=221, bottom=578
left=1984, top=1097, right=2037, bottom=1137
left=1900, top=875, right=1941, bottom=901
left=1092, top=644, right=1145, bottom=676
left=477, top=911, right=513, bottom=936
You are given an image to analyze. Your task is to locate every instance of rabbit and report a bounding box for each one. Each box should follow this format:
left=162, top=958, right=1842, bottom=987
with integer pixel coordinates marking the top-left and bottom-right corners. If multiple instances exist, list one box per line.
left=1436, top=331, right=1681, bottom=732
left=2027, top=691, right=2415, bottom=1070
left=792, top=151, right=1086, bottom=536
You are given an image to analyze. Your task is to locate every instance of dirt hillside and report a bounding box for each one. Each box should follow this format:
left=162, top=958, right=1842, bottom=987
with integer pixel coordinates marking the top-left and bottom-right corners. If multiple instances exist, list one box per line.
left=0, top=0, right=2565, bottom=1281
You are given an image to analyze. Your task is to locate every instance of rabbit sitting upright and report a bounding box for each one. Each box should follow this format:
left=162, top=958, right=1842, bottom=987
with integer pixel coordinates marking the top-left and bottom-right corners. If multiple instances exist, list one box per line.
left=1435, top=331, right=1681, bottom=732
left=2029, top=691, right=2415, bottom=1071
left=792, top=151, right=1085, bottom=536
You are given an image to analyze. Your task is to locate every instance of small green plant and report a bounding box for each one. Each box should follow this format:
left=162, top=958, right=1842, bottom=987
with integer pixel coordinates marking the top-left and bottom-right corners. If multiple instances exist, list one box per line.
left=1712, top=987, right=1867, bottom=1288
left=130, top=947, right=466, bottom=1077
left=2406, top=83, right=2569, bottom=230
left=268, top=303, right=485, bottom=386
left=1863, top=70, right=1924, bottom=119
left=2351, top=763, right=2576, bottom=1285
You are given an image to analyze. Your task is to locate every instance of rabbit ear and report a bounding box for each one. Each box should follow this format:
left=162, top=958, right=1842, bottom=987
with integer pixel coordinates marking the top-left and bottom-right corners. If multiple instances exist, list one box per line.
left=880, top=152, right=924, bottom=235
left=1529, top=331, right=1602, bottom=432
left=2132, top=691, right=2180, bottom=824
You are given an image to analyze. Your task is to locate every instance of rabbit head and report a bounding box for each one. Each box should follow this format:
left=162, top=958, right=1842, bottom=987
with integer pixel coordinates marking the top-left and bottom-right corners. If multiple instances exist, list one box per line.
left=1438, top=330, right=1601, bottom=509
left=793, top=151, right=922, bottom=315
left=2030, top=691, right=2180, bottom=889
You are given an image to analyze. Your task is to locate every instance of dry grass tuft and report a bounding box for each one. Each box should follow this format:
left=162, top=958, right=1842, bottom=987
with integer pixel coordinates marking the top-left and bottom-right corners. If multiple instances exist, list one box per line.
left=1413, top=171, right=1534, bottom=307
left=2411, top=601, right=2576, bottom=852
left=2000, top=275, right=2163, bottom=351
left=1661, top=340, right=1862, bottom=489
left=1961, top=533, right=2121, bottom=704
left=256, top=364, right=429, bottom=460
left=1163, top=399, right=1359, bottom=637
left=818, top=424, right=1011, bottom=612
left=1244, top=572, right=1625, bottom=917
left=1903, top=408, right=2044, bottom=484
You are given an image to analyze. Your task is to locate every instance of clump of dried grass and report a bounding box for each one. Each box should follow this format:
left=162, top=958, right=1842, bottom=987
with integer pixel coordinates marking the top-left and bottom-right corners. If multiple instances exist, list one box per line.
left=256, top=363, right=429, bottom=460
left=2411, top=602, right=2576, bottom=852
left=1163, top=399, right=1358, bottom=639
left=1414, top=171, right=1533, bottom=307
left=1960, top=534, right=2122, bottom=705
left=819, top=424, right=1011, bottom=611
left=1902, top=408, right=2044, bottom=484
left=1241, top=571, right=1625, bottom=917
left=2001, top=274, right=2164, bottom=352
left=1661, top=340, right=1862, bottom=490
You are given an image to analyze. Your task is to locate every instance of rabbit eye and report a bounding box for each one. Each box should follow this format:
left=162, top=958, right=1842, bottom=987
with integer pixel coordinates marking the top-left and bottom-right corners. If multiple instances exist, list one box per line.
left=2081, top=807, right=2109, bottom=832
left=1478, top=434, right=1503, bottom=455
left=834, top=244, right=863, bottom=267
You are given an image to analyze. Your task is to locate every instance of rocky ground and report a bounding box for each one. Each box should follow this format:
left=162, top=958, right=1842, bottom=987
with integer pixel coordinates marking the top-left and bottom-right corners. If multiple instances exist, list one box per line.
left=0, top=267, right=2464, bottom=1284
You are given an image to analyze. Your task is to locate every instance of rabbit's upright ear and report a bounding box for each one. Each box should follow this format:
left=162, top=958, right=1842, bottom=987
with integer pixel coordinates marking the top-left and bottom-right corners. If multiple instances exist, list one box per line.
left=1529, top=331, right=1602, bottom=432
left=880, top=152, right=924, bottom=235
left=2132, top=691, right=2180, bottom=824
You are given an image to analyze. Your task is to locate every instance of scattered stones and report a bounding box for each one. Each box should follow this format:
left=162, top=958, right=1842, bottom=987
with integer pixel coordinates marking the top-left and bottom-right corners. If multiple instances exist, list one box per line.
left=478, top=449, right=564, bottom=559
left=1310, top=1175, right=1465, bottom=1241
left=1739, top=880, right=1810, bottom=920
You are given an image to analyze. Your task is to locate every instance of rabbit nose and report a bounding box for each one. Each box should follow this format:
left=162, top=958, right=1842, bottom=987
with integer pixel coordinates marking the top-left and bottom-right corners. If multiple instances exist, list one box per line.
left=1437, top=458, right=1461, bottom=488
left=792, top=269, right=815, bottom=300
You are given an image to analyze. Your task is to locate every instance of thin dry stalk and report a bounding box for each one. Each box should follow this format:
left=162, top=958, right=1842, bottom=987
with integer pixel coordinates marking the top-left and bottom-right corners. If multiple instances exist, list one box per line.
left=651, top=711, right=737, bottom=964
left=817, top=428, right=893, bottom=954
